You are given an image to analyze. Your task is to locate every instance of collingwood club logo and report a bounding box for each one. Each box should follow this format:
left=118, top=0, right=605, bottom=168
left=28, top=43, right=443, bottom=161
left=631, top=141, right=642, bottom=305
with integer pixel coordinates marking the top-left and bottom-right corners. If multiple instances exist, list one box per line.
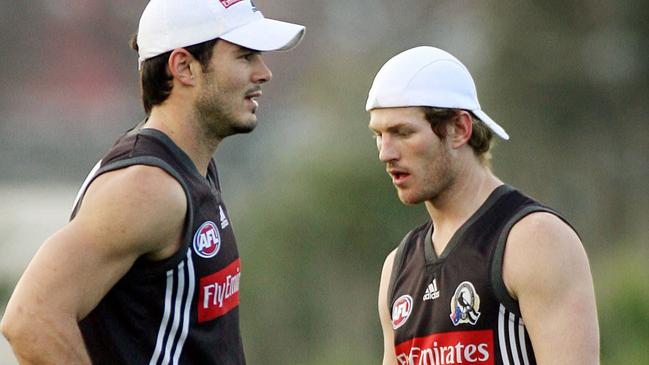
left=423, top=278, right=440, bottom=301
left=449, top=281, right=481, bottom=326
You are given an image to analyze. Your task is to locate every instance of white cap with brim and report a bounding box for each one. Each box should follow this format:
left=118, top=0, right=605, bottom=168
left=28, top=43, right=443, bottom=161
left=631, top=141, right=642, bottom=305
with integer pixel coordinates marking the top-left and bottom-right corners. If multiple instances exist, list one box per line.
left=366, top=46, right=509, bottom=140
left=137, top=0, right=305, bottom=64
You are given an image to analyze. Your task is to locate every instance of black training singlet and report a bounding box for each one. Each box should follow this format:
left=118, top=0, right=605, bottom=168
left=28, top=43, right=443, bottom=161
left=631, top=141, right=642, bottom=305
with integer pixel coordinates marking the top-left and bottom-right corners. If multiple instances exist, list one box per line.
left=71, top=125, right=246, bottom=364
left=387, top=185, right=575, bottom=365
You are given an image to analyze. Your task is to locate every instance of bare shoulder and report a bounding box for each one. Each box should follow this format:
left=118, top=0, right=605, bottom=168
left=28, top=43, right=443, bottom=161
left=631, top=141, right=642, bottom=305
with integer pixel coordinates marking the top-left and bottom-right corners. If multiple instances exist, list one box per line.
left=379, top=249, right=398, bottom=299
left=381, top=249, right=397, bottom=278
left=0, top=164, right=189, bottom=343
left=72, top=164, right=187, bottom=258
left=378, top=248, right=398, bottom=322
left=508, top=211, right=583, bottom=257
left=503, top=212, right=586, bottom=298
left=507, top=211, right=583, bottom=263
left=378, top=248, right=398, bottom=309
left=510, top=211, right=578, bottom=240
left=503, top=212, right=599, bottom=363
left=378, top=248, right=398, bottom=365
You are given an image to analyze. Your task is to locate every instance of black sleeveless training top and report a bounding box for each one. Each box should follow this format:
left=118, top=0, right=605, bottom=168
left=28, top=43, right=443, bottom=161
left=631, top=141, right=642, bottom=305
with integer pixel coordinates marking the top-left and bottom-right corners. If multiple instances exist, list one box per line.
left=387, top=185, right=574, bottom=365
left=72, top=125, right=246, bottom=364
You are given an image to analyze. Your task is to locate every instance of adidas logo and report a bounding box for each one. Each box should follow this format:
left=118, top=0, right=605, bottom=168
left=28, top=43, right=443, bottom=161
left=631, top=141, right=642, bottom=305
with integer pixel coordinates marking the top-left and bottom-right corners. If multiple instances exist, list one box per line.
left=219, top=205, right=230, bottom=229
left=423, top=279, right=440, bottom=301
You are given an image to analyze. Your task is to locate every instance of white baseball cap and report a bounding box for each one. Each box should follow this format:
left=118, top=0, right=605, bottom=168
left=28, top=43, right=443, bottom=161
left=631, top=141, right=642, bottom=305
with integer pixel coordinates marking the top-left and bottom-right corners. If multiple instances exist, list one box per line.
left=137, top=0, right=305, bottom=63
left=366, top=46, right=509, bottom=140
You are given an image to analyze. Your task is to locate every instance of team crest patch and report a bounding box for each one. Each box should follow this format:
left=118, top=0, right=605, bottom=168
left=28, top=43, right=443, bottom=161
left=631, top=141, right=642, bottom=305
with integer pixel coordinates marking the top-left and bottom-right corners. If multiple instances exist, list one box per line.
left=193, top=221, right=221, bottom=258
left=392, top=294, right=413, bottom=330
left=450, top=281, right=481, bottom=326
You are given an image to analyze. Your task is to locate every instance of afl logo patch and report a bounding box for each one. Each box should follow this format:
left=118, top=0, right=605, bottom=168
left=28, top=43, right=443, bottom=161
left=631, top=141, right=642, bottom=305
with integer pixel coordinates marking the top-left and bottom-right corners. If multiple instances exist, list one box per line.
left=450, top=281, right=481, bottom=326
left=193, top=221, right=221, bottom=258
left=392, top=295, right=413, bottom=330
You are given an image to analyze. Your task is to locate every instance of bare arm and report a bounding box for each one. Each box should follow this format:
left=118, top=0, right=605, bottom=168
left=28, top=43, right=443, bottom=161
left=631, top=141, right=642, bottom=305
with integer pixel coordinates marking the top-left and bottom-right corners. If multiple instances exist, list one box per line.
left=504, top=212, right=599, bottom=365
left=1, top=165, right=186, bottom=364
left=378, top=250, right=398, bottom=365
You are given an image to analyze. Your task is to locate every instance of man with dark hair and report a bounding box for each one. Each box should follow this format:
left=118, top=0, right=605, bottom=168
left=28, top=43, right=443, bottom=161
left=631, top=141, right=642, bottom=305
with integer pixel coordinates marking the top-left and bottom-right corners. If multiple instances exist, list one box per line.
left=367, top=47, right=599, bottom=365
left=1, top=0, right=304, bottom=364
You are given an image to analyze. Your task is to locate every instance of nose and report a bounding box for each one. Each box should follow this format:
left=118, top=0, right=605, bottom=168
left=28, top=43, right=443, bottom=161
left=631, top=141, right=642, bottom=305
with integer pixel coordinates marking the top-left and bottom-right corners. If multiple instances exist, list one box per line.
left=378, top=135, right=398, bottom=163
left=253, top=56, right=272, bottom=84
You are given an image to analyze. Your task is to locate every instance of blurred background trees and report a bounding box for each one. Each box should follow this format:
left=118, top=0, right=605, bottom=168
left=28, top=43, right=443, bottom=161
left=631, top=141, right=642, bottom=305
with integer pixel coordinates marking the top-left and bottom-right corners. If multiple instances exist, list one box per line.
left=1, top=0, right=647, bottom=363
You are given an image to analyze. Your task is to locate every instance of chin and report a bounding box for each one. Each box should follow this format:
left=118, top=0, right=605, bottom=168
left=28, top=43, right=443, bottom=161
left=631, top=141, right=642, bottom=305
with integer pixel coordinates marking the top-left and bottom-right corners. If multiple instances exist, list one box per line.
left=231, top=124, right=256, bottom=135
left=231, top=119, right=257, bottom=134
left=396, top=190, right=425, bottom=205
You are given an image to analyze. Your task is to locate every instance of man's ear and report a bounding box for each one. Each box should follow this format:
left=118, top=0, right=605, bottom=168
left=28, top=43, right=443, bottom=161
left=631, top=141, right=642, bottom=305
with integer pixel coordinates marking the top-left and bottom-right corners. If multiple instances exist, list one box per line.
left=449, top=110, right=473, bottom=148
left=168, top=49, right=196, bottom=86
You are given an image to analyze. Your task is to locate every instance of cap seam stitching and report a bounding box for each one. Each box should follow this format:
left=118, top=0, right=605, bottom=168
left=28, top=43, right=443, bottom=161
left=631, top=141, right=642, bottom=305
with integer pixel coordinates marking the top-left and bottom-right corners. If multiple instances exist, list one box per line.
left=403, top=59, right=468, bottom=91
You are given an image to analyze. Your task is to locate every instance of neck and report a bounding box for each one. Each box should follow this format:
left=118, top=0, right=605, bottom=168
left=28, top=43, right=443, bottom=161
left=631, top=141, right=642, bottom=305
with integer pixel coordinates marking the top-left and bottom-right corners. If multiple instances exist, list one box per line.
left=145, top=105, right=222, bottom=177
left=424, top=161, right=503, bottom=251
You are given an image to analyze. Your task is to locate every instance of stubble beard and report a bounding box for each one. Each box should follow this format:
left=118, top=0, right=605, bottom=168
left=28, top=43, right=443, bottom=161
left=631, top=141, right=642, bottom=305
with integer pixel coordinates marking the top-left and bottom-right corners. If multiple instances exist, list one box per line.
left=194, top=84, right=257, bottom=141
left=397, top=144, right=455, bottom=205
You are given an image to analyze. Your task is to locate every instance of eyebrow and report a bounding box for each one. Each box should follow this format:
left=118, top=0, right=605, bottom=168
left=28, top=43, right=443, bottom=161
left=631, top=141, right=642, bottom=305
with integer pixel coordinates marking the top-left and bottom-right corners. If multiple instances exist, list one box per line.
left=369, top=122, right=412, bottom=133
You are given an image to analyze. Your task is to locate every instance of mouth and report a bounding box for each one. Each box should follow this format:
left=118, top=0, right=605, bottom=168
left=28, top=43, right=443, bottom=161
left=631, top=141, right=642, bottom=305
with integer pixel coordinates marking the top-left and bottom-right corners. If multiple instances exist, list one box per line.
left=244, top=89, right=262, bottom=109
left=388, top=169, right=410, bottom=186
